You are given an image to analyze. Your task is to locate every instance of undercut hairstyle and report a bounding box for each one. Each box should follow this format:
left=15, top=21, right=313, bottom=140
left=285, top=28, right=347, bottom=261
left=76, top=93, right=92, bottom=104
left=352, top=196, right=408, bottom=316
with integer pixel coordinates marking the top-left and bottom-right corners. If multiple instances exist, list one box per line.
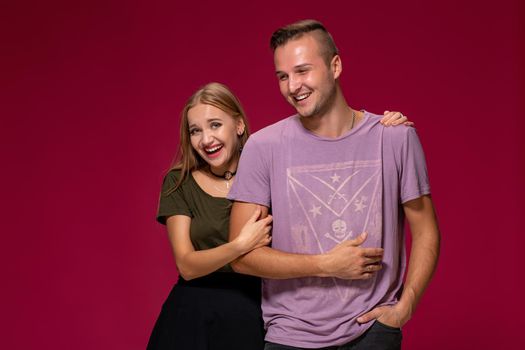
left=270, top=19, right=339, bottom=66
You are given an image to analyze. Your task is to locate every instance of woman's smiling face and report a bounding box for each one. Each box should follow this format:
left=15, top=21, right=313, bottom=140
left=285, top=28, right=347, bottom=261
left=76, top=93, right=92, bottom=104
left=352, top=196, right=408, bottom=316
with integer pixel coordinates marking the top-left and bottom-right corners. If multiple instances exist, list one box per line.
left=187, top=103, right=245, bottom=173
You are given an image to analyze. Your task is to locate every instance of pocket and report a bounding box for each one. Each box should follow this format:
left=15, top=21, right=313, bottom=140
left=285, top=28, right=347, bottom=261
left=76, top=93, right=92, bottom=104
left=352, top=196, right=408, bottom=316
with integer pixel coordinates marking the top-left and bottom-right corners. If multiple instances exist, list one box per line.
left=374, top=320, right=401, bottom=332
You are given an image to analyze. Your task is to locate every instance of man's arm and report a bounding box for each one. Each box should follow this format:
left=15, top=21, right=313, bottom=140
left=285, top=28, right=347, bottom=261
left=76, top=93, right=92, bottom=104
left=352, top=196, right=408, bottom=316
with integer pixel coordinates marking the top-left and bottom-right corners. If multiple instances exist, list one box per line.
left=357, top=195, right=440, bottom=327
left=229, top=201, right=384, bottom=279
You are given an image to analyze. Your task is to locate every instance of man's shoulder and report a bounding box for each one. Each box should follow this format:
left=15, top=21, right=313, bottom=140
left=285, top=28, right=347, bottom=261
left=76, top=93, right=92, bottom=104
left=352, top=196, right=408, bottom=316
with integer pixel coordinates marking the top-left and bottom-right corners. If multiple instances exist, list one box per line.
left=249, top=114, right=297, bottom=144
left=383, top=123, right=418, bottom=147
left=359, top=110, right=419, bottom=153
left=362, top=110, right=414, bottom=141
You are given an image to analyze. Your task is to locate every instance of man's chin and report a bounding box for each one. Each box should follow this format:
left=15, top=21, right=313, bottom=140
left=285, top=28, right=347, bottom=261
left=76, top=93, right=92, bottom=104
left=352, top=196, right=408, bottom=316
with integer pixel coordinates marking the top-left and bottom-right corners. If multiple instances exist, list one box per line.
left=296, top=109, right=316, bottom=118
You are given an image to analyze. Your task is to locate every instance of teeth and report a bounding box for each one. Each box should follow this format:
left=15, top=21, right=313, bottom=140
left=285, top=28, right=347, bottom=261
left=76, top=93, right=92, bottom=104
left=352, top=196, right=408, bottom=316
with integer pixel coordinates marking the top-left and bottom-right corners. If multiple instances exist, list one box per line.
left=205, top=145, right=222, bottom=153
left=294, top=93, right=310, bottom=101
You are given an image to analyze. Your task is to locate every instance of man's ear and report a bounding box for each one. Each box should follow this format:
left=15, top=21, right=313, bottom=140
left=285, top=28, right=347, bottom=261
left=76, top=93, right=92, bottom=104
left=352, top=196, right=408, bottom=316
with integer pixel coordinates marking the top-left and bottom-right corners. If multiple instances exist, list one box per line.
left=331, top=55, right=342, bottom=80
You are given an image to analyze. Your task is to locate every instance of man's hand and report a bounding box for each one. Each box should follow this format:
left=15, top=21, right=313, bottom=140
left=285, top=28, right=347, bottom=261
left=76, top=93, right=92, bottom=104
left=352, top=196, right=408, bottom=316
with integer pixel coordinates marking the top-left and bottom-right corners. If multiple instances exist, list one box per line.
left=319, top=232, right=384, bottom=280
left=357, top=302, right=412, bottom=328
left=229, top=204, right=385, bottom=280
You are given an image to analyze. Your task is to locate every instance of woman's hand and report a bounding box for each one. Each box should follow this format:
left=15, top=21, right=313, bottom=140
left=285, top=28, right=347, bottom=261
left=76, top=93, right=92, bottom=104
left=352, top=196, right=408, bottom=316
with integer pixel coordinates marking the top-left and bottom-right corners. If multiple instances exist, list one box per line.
left=233, top=207, right=272, bottom=254
left=381, top=110, right=414, bottom=127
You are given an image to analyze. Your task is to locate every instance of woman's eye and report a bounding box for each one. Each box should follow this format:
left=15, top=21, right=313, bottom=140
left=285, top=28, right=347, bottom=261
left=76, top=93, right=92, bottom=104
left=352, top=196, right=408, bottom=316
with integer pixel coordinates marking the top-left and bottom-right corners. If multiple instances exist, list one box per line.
left=211, top=122, right=222, bottom=129
left=189, top=129, right=199, bottom=136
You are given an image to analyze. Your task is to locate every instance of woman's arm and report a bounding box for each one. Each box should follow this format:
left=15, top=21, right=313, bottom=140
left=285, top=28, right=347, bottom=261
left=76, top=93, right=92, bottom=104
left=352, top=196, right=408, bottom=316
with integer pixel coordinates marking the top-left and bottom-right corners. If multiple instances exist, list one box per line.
left=229, top=203, right=384, bottom=279
left=166, top=209, right=272, bottom=280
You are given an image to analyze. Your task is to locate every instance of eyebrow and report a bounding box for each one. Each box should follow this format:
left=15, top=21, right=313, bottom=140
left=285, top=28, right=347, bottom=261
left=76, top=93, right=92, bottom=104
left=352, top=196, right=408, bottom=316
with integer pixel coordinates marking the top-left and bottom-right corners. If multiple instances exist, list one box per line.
left=188, top=118, right=223, bottom=128
left=275, top=64, right=313, bottom=75
left=294, top=64, right=312, bottom=70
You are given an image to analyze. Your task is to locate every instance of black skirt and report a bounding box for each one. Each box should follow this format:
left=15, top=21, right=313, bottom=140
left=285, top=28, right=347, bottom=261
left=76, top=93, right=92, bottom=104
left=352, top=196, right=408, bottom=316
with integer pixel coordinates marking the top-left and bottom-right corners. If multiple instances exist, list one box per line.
left=147, top=273, right=265, bottom=350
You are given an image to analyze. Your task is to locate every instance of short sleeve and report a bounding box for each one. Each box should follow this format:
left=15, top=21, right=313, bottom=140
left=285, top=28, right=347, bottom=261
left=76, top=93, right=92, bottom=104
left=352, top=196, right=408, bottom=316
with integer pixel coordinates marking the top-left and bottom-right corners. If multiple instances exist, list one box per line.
left=227, top=136, right=271, bottom=206
left=156, top=170, right=192, bottom=225
left=398, top=128, right=431, bottom=203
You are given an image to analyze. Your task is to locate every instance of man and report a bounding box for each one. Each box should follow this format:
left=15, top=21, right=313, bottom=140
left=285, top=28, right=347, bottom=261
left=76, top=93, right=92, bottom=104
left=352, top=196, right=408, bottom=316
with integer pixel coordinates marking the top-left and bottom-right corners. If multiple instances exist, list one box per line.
left=228, top=20, right=440, bottom=350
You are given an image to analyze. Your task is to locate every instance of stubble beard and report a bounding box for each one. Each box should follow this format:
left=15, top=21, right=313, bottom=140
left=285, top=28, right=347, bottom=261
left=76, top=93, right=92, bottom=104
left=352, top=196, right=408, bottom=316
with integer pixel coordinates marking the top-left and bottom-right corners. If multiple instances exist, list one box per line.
left=296, top=84, right=337, bottom=119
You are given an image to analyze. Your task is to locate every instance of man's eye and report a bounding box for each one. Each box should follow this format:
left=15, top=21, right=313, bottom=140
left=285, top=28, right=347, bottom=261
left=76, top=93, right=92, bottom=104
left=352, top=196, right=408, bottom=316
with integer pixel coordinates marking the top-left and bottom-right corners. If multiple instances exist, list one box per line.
left=278, top=75, right=288, bottom=81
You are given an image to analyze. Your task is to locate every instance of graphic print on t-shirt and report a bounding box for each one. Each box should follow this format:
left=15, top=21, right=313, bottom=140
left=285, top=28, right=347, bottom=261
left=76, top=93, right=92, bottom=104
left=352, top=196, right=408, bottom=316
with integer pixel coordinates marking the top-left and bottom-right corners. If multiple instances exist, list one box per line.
left=287, top=159, right=382, bottom=300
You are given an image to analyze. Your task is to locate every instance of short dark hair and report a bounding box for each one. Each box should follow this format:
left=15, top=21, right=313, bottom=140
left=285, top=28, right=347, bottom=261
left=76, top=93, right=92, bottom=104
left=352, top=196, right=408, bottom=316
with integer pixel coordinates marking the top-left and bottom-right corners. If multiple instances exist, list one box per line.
left=270, top=19, right=339, bottom=65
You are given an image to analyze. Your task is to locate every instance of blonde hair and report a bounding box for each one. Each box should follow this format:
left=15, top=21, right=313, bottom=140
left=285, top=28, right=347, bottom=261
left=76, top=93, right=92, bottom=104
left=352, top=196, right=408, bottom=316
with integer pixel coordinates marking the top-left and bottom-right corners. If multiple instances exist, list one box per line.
left=166, top=82, right=250, bottom=194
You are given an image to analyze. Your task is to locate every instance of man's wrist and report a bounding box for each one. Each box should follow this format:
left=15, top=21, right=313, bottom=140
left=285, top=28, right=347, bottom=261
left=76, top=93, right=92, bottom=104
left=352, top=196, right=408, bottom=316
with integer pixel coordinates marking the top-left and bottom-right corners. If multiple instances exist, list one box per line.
left=399, top=286, right=417, bottom=310
left=314, top=253, right=332, bottom=277
left=395, top=298, right=414, bottom=323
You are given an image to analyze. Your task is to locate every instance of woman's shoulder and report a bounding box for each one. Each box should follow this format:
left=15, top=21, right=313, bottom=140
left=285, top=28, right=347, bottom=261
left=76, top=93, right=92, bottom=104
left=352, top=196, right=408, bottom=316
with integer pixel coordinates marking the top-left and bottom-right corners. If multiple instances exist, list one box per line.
left=161, top=168, right=183, bottom=185
left=165, top=168, right=183, bottom=180
left=160, top=168, right=188, bottom=195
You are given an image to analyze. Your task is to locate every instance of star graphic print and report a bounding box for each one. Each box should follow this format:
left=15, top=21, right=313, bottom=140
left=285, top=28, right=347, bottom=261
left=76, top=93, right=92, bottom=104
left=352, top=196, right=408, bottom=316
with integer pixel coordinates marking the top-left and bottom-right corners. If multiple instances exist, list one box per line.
left=286, top=159, right=383, bottom=300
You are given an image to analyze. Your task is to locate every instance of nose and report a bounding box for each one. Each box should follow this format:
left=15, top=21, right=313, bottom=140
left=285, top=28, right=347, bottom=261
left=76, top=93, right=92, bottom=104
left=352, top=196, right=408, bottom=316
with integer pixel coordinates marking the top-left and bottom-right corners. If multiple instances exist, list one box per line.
left=288, top=74, right=301, bottom=94
left=201, top=129, right=214, bottom=145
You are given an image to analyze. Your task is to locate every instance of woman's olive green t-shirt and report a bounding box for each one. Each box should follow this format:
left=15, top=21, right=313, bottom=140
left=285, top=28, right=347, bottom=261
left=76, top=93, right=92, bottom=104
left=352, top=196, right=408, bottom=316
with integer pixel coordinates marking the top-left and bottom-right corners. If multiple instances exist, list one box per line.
left=156, top=170, right=234, bottom=272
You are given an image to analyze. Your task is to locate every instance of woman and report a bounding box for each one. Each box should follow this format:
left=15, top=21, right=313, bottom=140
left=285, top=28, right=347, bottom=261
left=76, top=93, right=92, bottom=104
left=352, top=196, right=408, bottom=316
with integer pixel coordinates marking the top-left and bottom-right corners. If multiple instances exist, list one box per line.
left=147, top=82, right=271, bottom=350
left=147, top=82, right=410, bottom=350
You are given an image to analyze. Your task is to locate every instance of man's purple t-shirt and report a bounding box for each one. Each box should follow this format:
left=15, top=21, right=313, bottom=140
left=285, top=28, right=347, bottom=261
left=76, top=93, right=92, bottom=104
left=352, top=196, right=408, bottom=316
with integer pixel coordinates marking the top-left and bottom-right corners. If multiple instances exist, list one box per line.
left=228, top=112, right=430, bottom=347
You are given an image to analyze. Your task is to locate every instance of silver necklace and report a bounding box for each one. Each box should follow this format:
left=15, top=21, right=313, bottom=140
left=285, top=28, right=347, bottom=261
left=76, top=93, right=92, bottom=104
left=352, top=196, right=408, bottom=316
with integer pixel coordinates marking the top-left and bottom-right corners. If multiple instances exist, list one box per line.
left=213, top=178, right=233, bottom=193
left=208, top=167, right=235, bottom=192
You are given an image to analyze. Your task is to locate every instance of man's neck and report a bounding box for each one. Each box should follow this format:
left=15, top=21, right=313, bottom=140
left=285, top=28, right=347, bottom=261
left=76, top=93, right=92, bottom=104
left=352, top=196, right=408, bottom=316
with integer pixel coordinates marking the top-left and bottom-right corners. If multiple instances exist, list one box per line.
left=299, top=90, right=363, bottom=138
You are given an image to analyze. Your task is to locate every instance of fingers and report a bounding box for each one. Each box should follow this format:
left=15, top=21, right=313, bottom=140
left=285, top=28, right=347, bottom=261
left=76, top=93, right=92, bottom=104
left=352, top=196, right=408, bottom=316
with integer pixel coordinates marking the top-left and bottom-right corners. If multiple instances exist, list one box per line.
left=359, top=246, right=383, bottom=278
left=380, top=110, right=396, bottom=125
left=349, top=232, right=368, bottom=246
left=256, top=215, right=272, bottom=233
left=348, top=233, right=384, bottom=256
left=254, top=219, right=272, bottom=240
left=364, top=262, right=382, bottom=273
left=254, top=234, right=272, bottom=248
left=361, top=247, right=384, bottom=258
left=391, top=112, right=407, bottom=126
left=352, top=261, right=382, bottom=281
left=361, top=272, right=374, bottom=279
left=364, top=254, right=383, bottom=264
left=247, top=207, right=262, bottom=223
left=261, top=214, right=273, bottom=224
left=357, top=307, right=382, bottom=324
left=381, top=110, right=408, bottom=126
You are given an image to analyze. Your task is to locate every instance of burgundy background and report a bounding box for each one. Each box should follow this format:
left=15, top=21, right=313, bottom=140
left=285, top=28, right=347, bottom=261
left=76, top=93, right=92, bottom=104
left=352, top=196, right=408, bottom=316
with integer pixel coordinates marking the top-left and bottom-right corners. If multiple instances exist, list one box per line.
left=1, top=0, right=524, bottom=348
